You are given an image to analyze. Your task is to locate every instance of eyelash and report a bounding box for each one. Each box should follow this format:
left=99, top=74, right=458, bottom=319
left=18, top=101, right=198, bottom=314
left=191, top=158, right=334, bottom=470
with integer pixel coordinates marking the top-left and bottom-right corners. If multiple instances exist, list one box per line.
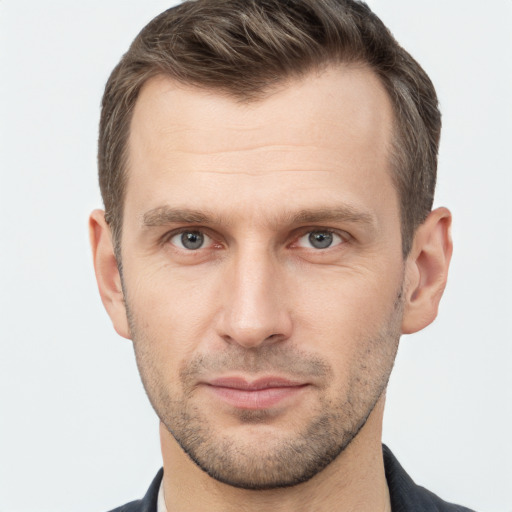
left=163, top=227, right=350, bottom=252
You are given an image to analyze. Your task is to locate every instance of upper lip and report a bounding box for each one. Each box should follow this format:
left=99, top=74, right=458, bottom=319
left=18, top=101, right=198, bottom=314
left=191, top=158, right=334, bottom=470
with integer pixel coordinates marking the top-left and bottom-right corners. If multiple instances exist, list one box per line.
left=206, top=376, right=306, bottom=390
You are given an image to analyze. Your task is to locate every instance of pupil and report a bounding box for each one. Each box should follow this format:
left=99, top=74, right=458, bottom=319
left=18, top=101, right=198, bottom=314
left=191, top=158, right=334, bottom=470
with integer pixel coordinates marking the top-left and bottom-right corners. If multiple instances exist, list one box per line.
left=309, top=231, right=333, bottom=249
left=182, top=231, right=204, bottom=250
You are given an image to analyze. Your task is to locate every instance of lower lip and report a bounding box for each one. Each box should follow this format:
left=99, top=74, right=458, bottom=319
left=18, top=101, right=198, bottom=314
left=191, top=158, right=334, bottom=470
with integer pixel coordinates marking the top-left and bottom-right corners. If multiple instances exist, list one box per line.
left=206, top=385, right=308, bottom=410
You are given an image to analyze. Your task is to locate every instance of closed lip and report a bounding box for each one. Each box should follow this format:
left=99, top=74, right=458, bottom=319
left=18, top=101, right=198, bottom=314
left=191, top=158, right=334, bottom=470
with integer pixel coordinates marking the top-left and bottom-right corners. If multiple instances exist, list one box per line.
left=206, top=376, right=307, bottom=390
left=203, top=376, right=309, bottom=410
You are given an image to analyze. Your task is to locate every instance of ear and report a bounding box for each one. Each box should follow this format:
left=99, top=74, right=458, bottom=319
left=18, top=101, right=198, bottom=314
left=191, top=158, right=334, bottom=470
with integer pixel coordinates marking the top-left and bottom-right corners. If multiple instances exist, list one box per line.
left=401, top=207, right=453, bottom=334
left=89, top=209, right=131, bottom=339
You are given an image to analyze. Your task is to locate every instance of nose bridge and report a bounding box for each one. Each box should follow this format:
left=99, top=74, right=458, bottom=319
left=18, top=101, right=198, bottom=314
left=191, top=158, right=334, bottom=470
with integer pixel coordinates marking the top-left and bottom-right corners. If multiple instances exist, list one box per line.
left=218, top=241, right=291, bottom=347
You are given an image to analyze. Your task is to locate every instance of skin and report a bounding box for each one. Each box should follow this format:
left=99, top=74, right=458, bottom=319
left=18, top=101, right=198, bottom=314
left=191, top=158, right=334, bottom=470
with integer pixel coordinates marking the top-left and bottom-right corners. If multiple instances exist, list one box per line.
left=90, top=65, right=452, bottom=512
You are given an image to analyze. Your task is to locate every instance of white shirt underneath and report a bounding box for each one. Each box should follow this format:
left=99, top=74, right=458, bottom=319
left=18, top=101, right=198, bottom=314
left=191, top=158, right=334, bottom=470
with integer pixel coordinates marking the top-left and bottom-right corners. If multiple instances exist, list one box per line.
left=157, top=480, right=167, bottom=512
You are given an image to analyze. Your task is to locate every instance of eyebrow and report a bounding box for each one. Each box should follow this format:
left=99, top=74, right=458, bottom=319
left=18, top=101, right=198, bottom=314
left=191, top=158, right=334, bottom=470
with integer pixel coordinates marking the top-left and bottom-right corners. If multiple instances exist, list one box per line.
left=142, top=207, right=215, bottom=227
left=287, top=207, right=374, bottom=226
left=141, top=205, right=375, bottom=229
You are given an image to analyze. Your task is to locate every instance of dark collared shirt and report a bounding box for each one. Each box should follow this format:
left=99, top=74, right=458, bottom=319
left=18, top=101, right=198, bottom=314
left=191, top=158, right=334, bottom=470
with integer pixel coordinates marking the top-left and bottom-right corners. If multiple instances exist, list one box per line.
left=107, top=445, right=477, bottom=512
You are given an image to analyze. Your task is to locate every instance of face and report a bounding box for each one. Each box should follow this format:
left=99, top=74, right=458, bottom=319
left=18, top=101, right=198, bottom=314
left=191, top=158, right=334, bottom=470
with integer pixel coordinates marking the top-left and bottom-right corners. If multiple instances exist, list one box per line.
left=119, top=66, right=405, bottom=489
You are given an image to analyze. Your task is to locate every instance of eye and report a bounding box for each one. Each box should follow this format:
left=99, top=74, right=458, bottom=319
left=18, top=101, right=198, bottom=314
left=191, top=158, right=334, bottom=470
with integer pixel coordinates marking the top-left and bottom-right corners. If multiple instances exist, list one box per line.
left=169, top=230, right=213, bottom=250
left=296, top=230, right=344, bottom=250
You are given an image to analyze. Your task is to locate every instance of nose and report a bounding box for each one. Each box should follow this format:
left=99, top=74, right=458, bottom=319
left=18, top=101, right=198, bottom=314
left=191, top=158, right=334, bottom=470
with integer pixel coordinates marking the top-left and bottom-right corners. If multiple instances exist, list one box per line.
left=215, top=247, right=293, bottom=349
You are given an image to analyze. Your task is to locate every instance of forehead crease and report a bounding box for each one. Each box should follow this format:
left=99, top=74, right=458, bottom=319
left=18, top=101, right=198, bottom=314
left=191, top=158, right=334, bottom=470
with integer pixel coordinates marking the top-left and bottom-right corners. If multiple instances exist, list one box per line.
left=130, top=67, right=394, bottom=151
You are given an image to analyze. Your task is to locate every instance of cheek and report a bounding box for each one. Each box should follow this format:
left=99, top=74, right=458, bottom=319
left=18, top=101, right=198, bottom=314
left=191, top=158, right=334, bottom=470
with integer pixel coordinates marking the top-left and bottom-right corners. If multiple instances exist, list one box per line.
left=124, top=261, right=224, bottom=354
left=289, top=266, right=403, bottom=392
left=292, top=266, right=403, bottom=338
left=295, top=273, right=402, bottom=398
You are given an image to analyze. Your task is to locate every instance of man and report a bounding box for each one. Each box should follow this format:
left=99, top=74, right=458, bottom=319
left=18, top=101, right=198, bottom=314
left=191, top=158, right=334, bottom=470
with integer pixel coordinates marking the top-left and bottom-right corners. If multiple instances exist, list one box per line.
left=89, top=0, right=474, bottom=510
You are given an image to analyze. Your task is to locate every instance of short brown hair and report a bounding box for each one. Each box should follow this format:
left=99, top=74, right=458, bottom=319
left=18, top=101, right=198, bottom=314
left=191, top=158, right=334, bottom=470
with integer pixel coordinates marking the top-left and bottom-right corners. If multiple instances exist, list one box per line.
left=99, top=0, right=441, bottom=257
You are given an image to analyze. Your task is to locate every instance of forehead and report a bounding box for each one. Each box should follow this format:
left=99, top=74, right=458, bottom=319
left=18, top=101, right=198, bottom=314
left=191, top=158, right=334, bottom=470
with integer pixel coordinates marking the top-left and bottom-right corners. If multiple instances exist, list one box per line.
left=125, top=65, right=397, bottom=226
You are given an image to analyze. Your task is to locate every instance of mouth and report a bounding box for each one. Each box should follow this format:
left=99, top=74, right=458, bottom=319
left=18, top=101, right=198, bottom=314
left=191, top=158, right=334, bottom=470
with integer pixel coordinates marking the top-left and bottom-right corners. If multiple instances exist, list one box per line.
left=204, top=376, right=309, bottom=410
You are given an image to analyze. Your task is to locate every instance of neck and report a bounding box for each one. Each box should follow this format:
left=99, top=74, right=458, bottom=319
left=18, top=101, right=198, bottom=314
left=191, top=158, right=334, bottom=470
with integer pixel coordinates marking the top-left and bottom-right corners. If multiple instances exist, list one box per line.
left=160, top=397, right=390, bottom=512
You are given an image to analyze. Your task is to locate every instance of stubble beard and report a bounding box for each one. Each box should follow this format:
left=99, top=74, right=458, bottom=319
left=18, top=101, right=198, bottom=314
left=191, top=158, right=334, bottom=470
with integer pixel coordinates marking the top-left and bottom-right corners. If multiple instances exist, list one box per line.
left=126, top=293, right=403, bottom=490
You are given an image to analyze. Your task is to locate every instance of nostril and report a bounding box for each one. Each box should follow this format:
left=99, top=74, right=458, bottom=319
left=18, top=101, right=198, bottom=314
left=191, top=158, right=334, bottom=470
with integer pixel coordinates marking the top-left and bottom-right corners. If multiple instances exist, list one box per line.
left=264, top=333, right=288, bottom=344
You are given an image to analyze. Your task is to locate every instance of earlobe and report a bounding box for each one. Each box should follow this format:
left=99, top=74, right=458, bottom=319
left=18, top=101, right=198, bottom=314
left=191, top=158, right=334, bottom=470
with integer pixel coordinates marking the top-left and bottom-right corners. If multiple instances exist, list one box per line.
left=89, top=210, right=131, bottom=339
left=401, top=207, right=453, bottom=334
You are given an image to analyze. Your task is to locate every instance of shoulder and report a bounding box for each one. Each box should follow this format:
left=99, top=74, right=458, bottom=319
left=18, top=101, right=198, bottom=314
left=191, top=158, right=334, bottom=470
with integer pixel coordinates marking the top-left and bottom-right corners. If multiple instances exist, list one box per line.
left=107, top=501, right=143, bottom=512
left=413, top=484, right=477, bottom=512
left=105, top=469, right=163, bottom=512
left=383, top=445, right=477, bottom=512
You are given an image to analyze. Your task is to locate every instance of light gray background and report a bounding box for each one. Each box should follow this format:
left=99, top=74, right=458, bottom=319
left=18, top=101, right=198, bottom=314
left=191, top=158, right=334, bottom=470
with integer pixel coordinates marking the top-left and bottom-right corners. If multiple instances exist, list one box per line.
left=1, top=2, right=511, bottom=511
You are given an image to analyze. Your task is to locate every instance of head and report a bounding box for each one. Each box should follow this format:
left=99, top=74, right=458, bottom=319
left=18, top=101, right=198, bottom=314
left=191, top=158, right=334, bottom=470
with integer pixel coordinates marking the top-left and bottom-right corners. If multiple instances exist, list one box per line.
left=91, top=0, right=451, bottom=491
